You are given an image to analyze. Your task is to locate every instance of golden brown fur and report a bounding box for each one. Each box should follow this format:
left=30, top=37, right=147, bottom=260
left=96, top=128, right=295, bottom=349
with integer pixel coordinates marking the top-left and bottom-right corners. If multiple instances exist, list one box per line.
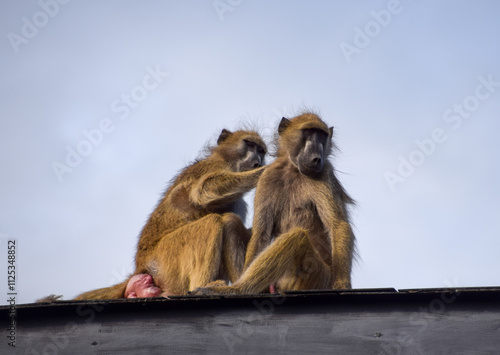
left=74, top=129, right=267, bottom=300
left=192, top=113, right=355, bottom=295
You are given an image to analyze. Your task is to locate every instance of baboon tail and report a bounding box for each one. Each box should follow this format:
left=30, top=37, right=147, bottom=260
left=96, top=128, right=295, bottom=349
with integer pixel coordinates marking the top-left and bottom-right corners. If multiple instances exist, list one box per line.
left=73, top=280, right=128, bottom=300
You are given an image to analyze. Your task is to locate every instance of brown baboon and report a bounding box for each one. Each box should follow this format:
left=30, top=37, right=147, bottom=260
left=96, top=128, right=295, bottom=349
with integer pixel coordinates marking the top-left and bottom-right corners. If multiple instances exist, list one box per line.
left=74, top=128, right=267, bottom=300
left=192, top=113, right=355, bottom=295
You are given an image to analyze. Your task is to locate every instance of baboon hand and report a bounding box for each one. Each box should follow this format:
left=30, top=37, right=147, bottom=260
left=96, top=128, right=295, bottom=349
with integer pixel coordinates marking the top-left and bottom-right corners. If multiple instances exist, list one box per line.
left=204, top=280, right=229, bottom=287
left=189, top=286, right=220, bottom=296
left=333, top=280, right=352, bottom=290
left=190, top=285, right=241, bottom=295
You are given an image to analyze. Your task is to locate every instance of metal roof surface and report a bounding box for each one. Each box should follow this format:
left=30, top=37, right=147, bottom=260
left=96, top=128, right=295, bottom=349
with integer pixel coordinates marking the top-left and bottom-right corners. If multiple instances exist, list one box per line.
left=2, top=287, right=500, bottom=354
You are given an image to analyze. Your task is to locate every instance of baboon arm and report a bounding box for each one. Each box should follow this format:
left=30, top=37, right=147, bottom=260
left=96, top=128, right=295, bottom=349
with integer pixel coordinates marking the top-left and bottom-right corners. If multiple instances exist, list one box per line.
left=190, top=166, right=265, bottom=208
left=314, top=185, right=354, bottom=289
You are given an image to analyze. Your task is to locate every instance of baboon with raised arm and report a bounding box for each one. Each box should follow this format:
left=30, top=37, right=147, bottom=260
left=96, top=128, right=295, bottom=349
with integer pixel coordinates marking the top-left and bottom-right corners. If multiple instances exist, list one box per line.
left=74, top=128, right=267, bottom=300
left=192, top=112, right=355, bottom=295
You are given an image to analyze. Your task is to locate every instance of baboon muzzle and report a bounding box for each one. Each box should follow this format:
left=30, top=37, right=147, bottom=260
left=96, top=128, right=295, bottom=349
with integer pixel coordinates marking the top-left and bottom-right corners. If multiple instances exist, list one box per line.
left=299, top=140, right=324, bottom=176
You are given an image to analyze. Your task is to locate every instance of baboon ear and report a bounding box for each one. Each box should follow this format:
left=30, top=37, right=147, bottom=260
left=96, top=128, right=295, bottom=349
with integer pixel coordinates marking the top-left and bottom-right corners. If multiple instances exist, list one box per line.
left=329, top=126, right=334, bottom=137
left=217, top=129, right=232, bottom=145
left=278, top=117, right=291, bottom=135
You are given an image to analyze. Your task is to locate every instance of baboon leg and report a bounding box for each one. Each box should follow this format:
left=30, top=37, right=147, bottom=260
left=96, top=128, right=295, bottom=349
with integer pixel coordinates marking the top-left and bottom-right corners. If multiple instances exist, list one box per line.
left=147, top=215, right=223, bottom=295
left=220, top=212, right=250, bottom=282
left=148, top=213, right=248, bottom=294
left=191, top=228, right=311, bottom=295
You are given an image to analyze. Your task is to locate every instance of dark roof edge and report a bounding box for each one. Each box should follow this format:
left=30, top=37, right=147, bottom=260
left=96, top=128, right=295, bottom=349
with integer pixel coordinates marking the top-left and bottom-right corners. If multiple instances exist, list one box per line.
left=4, top=286, right=500, bottom=310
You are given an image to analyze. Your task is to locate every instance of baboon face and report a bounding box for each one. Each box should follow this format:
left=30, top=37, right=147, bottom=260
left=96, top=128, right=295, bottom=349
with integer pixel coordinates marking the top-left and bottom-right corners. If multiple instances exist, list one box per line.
left=295, top=128, right=329, bottom=177
left=279, top=116, right=333, bottom=178
left=216, top=129, right=267, bottom=172
left=236, top=137, right=266, bottom=172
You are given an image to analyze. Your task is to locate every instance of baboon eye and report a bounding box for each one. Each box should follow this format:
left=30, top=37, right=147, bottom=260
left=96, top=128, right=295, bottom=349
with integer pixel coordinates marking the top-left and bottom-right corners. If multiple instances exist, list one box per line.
left=257, top=146, right=266, bottom=154
left=317, top=130, right=328, bottom=142
left=303, top=128, right=328, bottom=142
left=245, top=140, right=255, bottom=149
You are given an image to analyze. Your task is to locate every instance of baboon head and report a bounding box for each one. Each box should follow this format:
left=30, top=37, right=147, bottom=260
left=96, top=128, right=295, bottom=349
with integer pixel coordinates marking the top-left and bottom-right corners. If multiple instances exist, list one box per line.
left=215, top=129, right=267, bottom=172
left=278, top=113, right=333, bottom=177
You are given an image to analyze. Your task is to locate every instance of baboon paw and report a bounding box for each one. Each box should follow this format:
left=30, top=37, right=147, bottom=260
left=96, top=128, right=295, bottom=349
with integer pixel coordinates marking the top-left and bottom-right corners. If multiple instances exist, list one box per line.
left=189, top=287, right=218, bottom=296
left=190, top=285, right=240, bottom=295
left=333, top=281, right=352, bottom=290
left=205, top=280, right=228, bottom=287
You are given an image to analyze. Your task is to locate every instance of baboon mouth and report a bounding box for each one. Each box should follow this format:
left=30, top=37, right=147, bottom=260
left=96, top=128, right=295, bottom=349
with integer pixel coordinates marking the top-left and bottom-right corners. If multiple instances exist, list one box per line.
left=299, top=165, right=323, bottom=177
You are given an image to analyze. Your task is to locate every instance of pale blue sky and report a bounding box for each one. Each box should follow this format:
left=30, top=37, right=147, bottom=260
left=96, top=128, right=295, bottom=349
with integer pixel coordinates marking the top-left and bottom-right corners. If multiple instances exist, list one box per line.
left=1, top=1, right=499, bottom=304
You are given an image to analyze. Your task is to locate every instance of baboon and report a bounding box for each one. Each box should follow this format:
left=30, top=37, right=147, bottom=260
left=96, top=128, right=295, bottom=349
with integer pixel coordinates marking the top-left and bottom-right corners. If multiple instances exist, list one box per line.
left=74, top=128, right=267, bottom=300
left=192, top=113, right=355, bottom=295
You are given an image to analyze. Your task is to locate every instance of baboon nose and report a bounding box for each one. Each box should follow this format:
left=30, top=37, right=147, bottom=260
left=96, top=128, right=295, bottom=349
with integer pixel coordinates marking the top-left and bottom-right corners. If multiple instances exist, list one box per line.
left=253, top=163, right=261, bottom=168
left=312, top=157, right=322, bottom=167
left=310, top=157, right=323, bottom=172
